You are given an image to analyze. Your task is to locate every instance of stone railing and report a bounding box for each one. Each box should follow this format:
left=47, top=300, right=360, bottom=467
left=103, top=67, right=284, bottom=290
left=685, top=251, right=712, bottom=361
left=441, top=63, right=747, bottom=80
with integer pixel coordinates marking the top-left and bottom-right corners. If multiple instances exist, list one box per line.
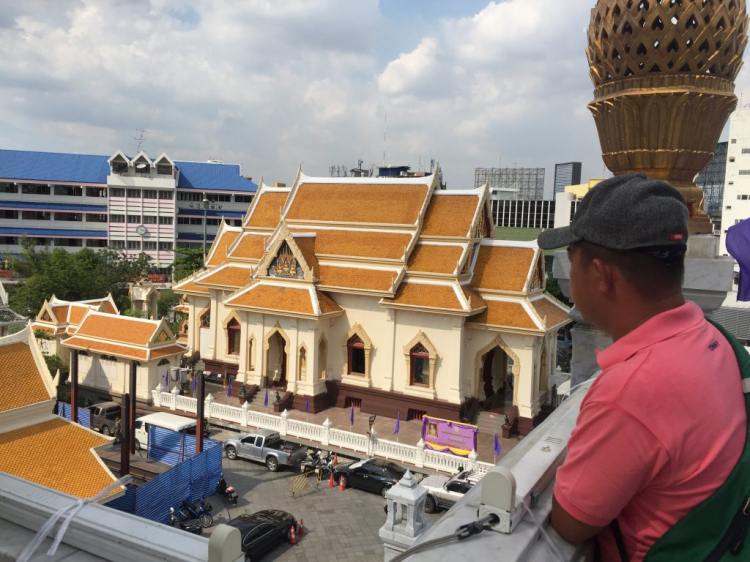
left=151, top=384, right=493, bottom=475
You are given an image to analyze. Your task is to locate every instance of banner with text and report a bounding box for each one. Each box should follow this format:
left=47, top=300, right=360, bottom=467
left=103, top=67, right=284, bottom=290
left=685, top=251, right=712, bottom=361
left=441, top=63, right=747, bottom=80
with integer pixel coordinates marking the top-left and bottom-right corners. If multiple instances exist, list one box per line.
left=421, top=416, right=477, bottom=457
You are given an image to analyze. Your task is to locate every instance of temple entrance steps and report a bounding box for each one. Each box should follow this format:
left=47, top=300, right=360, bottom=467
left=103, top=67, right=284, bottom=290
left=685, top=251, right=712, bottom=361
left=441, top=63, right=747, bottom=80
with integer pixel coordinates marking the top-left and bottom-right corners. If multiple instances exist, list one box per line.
left=475, top=410, right=508, bottom=435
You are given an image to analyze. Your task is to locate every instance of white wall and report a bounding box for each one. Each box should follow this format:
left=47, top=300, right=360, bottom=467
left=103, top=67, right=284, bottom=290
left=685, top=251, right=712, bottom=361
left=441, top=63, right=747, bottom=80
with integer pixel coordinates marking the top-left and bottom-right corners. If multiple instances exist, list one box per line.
left=721, top=108, right=750, bottom=256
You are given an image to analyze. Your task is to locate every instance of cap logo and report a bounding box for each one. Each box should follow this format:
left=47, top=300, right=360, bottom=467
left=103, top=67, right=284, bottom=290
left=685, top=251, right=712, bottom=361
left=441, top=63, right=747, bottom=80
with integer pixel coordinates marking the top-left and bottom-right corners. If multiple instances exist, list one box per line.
left=669, top=233, right=685, bottom=241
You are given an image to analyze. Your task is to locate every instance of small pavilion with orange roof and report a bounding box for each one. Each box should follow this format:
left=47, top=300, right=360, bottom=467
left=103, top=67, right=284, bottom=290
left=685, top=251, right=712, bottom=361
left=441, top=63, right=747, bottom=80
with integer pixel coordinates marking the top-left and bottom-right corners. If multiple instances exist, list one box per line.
left=175, top=168, right=570, bottom=433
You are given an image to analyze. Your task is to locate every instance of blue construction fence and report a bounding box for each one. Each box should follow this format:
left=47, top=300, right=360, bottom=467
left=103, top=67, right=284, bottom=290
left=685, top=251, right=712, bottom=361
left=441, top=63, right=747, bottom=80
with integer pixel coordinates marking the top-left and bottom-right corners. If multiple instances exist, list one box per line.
left=56, top=402, right=91, bottom=428
left=106, top=426, right=222, bottom=524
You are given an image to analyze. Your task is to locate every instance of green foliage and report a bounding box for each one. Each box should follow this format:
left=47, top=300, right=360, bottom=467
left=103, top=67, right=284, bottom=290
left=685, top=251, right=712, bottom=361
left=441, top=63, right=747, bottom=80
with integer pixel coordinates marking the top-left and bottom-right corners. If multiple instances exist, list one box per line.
left=9, top=237, right=152, bottom=314
left=158, top=289, right=181, bottom=319
left=172, top=248, right=205, bottom=282
left=43, top=353, right=69, bottom=383
left=545, top=272, right=571, bottom=307
left=123, top=309, right=148, bottom=318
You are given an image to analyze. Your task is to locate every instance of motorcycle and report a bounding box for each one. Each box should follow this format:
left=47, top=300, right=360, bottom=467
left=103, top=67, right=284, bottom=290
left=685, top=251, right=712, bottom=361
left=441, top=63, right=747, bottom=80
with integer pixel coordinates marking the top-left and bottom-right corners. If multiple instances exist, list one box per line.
left=169, top=507, right=203, bottom=535
left=216, top=474, right=238, bottom=505
left=178, top=498, right=213, bottom=528
left=300, top=449, right=334, bottom=476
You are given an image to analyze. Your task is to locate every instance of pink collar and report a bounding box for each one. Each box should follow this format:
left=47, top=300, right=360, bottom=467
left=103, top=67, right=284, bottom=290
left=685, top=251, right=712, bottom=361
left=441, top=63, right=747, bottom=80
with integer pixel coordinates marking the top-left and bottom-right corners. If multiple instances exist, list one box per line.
left=596, top=302, right=704, bottom=370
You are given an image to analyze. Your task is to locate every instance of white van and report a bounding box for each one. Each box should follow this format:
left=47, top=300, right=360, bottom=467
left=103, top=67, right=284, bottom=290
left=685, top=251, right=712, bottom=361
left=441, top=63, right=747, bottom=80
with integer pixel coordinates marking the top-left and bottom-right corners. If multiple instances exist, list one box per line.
left=134, top=412, right=199, bottom=449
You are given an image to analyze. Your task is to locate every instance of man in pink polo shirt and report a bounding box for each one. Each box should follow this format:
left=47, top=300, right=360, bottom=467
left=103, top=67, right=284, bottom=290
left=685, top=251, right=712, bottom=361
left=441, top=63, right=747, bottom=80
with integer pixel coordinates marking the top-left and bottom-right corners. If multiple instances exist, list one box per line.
left=538, top=174, right=746, bottom=561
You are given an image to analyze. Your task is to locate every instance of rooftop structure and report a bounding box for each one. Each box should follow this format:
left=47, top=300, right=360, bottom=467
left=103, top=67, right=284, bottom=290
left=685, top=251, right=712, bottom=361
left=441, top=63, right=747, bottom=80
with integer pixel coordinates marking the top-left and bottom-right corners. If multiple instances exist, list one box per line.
left=474, top=168, right=545, bottom=201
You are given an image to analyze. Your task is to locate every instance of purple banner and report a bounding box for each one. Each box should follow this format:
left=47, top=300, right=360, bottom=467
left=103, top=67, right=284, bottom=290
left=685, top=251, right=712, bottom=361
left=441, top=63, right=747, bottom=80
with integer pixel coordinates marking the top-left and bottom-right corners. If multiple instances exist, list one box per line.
left=421, top=416, right=478, bottom=457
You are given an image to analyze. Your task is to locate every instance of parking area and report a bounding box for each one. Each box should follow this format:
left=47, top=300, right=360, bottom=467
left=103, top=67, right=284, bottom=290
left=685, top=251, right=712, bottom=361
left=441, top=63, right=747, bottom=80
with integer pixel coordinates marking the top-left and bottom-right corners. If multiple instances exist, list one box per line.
left=202, top=431, right=445, bottom=562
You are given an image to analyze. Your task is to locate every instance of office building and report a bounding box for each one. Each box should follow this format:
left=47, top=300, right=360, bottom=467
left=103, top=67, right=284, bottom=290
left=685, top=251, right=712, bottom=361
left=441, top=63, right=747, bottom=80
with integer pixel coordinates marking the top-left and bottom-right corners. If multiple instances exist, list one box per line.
left=553, top=162, right=582, bottom=195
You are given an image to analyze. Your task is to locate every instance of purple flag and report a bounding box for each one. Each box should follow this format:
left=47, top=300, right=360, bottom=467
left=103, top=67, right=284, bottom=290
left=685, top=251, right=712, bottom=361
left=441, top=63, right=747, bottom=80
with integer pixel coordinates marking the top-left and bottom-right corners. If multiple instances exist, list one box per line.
left=191, top=372, right=196, bottom=390
left=305, top=396, right=310, bottom=413
left=727, top=218, right=750, bottom=301
left=349, top=404, right=354, bottom=427
left=164, top=368, right=169, bottom=387
left=394, top=412, right=400, bottom=434
left=494, top=434, right=501, bottom=456
left=263, top=388, right=269, bottom=407
left=227, top=381, right=232, bottom=397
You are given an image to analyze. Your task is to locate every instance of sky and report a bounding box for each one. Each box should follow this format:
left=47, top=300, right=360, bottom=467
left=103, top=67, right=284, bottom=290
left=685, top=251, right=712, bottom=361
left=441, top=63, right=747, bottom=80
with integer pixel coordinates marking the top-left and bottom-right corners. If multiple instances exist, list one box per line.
left=1, top=0, right=749, bottom=197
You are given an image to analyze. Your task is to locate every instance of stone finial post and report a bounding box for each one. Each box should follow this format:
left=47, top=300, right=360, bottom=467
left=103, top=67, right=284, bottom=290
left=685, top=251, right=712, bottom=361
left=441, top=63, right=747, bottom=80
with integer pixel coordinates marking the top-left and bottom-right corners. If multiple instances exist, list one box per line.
left=322, top=418, right=332, bottom=446
left=467, top=449, right=478, bottom=471
left=170, top=385, right=179, bottom=411
left=379, top=470, right=430, bottom=562
left=280, top=409, right=290, bottom=436
left=205, top=393, right=215, bottom=418
left=153, top=383, right=164, bottom=407
left=415, top=438, right=425, bottom=468
left=241, top=400, right=249, bottom=427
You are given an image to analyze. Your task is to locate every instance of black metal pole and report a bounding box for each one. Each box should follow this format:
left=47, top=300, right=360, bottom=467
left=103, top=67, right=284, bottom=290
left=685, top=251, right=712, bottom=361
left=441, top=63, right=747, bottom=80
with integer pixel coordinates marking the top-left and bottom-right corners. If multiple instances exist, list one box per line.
left=121, top=393, right=130, bottom=476
left=129, top=361, right=137, bottom=455
left=70, top=350, right=78, bottom=423
left=196, top=370, right=205, bottom=455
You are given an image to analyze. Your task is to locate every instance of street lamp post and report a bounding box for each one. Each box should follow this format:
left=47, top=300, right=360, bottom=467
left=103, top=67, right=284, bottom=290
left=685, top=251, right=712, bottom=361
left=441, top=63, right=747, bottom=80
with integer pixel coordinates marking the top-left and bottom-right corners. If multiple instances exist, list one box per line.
left=202, top=196, right=209, bottom=258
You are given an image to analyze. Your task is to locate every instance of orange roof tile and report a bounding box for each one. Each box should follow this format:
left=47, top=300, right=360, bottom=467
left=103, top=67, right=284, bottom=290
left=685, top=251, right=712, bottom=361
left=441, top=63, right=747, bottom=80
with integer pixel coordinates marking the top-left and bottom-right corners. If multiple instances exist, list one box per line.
left=229, top=285, right=314, bottom=315
left=286, top=183, right=429, bottom=225
left=230, top=232, right=267, bottom=260
left=76, top=315, right=156, bottom=346
left=422, top=195, right=479, bottom=237
left=318, top=265, right=398, bottom=292
left=468, top=300, right=537, bottom=330
left=196, top=266, right=251, bottom=289
left=0, top=342, right=49, bottom=411
left=98, top=301, right=117, bottom=314
left=407, top=244, right=463, bottom=274
left=67, top=304, right=89, bottom=326
left=532, top=298, right=570, bottom=328
left=63, top=336, right=148, bottom=360
left=174, top=278, right=210, bottom=295
left=472, top=246, right=535, bottom=292
left=318, top=292, right=343, bottom=314
left=150, top=345, right=189, bottom=360
left=247, top=192, right=289, bottom=228
left=293, top=236, right=319, bottom=275
left=207, top=230, right=240, bottom=267
left=289, top=228, right=412, bottom=260
left=51, top=305, right=70, bottom=323
left=462, top=285, right=487, bottom=311
left=0, top=418, right=115, bottom=498
left=383, top=283, right=463, bottom=310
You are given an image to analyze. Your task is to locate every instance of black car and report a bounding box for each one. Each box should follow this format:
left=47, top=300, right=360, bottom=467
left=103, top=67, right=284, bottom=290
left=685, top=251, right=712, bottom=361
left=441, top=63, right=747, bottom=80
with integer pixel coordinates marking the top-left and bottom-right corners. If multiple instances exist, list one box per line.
left=226, top=510, right=296, bottom=562
left=333, top=458, right=406, bottom=497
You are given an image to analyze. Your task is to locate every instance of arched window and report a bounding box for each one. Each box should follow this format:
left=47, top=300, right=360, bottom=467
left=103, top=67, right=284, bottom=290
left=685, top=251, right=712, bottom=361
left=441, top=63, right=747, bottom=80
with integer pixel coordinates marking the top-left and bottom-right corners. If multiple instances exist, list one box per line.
left=318, top=336, right=327, bottom=380
left=347, top=335, right=365, bottom=375
left=200, top=310, right=210, bottom=328
left=227, top=319, right=241, bottom=355
left=298, top=347, right=307, bottom=381
left=410, top=343, right=430, bottom=386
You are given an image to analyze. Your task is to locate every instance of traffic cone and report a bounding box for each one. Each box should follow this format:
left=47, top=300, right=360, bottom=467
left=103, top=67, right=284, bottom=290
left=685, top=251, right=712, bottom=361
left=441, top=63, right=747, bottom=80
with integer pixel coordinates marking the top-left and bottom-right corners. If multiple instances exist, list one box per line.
left=298, top=518, right=305, bottom=537
left=339, top=476, right=345, bottom=491
left=328, top=473, right=335, bottom=488
left=289, top=525, right=297, bottom=545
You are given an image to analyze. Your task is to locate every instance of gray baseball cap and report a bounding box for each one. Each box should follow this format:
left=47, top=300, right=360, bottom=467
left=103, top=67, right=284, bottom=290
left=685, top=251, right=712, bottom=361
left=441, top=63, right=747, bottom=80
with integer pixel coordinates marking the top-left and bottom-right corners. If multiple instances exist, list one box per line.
left=537, top=173, right=689, bottom=251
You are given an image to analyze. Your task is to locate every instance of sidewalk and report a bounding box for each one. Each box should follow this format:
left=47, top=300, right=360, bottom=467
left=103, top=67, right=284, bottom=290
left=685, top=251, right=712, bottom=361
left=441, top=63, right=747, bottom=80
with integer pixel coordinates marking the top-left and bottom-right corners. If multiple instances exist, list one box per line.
left=203, top=382, right=519, bottom=465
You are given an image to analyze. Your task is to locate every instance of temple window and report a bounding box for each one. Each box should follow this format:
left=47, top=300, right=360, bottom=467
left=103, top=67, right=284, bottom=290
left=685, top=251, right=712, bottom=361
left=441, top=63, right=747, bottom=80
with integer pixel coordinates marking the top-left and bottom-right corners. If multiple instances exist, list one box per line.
left=227, top=319, right=241, bottom=355
left=347, top=335, right=366, bottom=375
left=410, top=343, right=430, bottom=386
left=200, top=310, right=210, bottom=328
left=318, top=336, right=327, bottom=380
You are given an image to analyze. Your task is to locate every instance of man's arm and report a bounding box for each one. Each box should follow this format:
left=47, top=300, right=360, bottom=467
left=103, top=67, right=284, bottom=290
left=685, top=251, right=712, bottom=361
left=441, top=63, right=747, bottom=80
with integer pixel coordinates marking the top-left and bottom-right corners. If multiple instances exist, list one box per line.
left=551, top=494, right=604, bottom=544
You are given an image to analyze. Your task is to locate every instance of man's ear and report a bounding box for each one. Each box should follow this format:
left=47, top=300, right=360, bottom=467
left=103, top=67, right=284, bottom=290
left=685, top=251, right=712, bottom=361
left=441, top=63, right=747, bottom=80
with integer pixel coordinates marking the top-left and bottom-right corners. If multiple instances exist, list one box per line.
left=591, top=258, right=616, bottom=294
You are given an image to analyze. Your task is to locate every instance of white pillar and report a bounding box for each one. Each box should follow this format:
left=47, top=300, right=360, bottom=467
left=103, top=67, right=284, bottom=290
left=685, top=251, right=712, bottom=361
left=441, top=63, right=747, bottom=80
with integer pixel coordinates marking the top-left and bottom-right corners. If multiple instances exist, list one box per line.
left=280, top=409, right=289, bottom=437
left=241, top=401, right=249, bottom=428
left=170, top=385, right=179, bottom=411
left=322, top=418, right=332, bottom=446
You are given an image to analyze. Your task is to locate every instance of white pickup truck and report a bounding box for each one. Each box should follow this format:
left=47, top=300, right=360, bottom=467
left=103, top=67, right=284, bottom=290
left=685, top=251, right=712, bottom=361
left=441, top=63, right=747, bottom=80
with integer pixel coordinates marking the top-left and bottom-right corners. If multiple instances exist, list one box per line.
left=224, top=429, right=307, bottom=472
left=421, top=469, right=481, bottom=513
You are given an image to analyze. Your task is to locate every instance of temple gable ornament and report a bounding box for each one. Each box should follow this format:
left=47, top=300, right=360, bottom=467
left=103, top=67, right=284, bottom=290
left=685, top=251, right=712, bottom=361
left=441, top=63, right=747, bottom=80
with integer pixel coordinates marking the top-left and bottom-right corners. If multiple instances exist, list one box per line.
left=268, top=242, right=303, bottom=279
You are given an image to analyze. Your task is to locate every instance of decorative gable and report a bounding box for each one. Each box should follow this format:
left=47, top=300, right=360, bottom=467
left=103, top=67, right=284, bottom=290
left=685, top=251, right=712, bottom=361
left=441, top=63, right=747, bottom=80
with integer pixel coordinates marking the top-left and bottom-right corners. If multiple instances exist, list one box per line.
left=528, top=255, right=544, bottom=292
left=154, top=329, right=171, bottom=343
left=255, top=222, right=315, bottom=283
left=268, top=241, right=303, bottom=279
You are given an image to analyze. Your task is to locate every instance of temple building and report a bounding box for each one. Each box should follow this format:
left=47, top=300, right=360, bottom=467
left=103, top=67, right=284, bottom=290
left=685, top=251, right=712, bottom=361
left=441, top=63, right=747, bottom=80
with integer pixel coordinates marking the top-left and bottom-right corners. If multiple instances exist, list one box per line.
left=174, top=169, right=570, bottom=433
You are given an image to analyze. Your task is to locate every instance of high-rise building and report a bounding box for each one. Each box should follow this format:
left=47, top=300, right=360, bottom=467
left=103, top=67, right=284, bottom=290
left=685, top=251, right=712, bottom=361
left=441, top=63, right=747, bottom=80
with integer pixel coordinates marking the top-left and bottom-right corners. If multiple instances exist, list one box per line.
left=695, top=142, right=728, bottom=220
left=720, top=109, right=750, bottom=256
left=474, top=168, right=545, bottom=201
left=553, top=162, right=582, bottom=195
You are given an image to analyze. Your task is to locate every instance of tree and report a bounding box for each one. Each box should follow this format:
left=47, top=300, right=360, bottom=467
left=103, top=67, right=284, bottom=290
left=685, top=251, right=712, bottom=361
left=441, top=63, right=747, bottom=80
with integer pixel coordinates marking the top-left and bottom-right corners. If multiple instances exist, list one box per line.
left=172, top=248, right=205, bottom=282
left=545, top=272, right=571, bottom=307
left=9, top=237, right=152, bottom=314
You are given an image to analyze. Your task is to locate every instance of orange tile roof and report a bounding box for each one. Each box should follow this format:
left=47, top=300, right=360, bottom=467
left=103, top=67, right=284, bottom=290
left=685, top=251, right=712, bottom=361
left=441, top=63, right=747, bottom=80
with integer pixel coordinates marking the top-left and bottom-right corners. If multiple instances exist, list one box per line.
left=286, top=183, right=429, bottom=225
left=67, top=304, right=89, bottom=326
left=150, top=345, right=189, bottom=360
left=98, top=301, right=117, bottom=314
left=472, top=246, right=535, bottom=292
left=207, top=230, right=240, bottom=267
left=462, top=285, right=487, bottom=311
left=196, top=266, right=251, bottom=289
left=383, top=283, right=463, bottom=310
left=32, top=324, right=63, bottom=336
left=64, top=336, right=148, bottom=360
left=532, top=298, right=570, bottom=328
left=174, top=278, right=210, bottom=295
left=318, top=265, right=398, bottom=292
left=51, top=305, right=70, bottom=323
left=468, top=300, right=538, bottom=330
left=229, top=285, right=314, bottom=315
left=76, top=315, right=157, bottom=346
left=407, top=244, right=463, bottom=274
left=230, top=232, right=267, bottom=260
left=289, top=228, right=412, bottom=260
left=294, top=236, right=319, bottom=275
left=247, top=192, right=289, bottom=228
left=422, top=195, right=479, bottom=237
left=0, top=418, right=116, bottom=498
left=173, top=304, right=190, bottom=313
left=0, top=342, right=49, bottom=411
left=318, top=292, right=343, bottom=314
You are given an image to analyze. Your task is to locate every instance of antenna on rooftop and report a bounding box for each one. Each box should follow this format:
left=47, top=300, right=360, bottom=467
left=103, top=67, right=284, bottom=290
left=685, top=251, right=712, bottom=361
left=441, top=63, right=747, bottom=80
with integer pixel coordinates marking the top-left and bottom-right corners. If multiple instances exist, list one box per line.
left=132, top=128, right=149, bottom=153
left=383, top=112, right=387, bottom=167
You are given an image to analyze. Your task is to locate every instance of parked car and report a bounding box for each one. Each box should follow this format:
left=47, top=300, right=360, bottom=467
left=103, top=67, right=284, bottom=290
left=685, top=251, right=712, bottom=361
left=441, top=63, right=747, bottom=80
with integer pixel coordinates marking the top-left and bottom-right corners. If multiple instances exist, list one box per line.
left=421, top=469, right=480, bottom=513
left=333, top=458, right=406, bottom=497
left=88, top=401, right=121, bottom=435
left=226, top=510, right=296, bottom=562
left=224, top=429, right=307, bottom=472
